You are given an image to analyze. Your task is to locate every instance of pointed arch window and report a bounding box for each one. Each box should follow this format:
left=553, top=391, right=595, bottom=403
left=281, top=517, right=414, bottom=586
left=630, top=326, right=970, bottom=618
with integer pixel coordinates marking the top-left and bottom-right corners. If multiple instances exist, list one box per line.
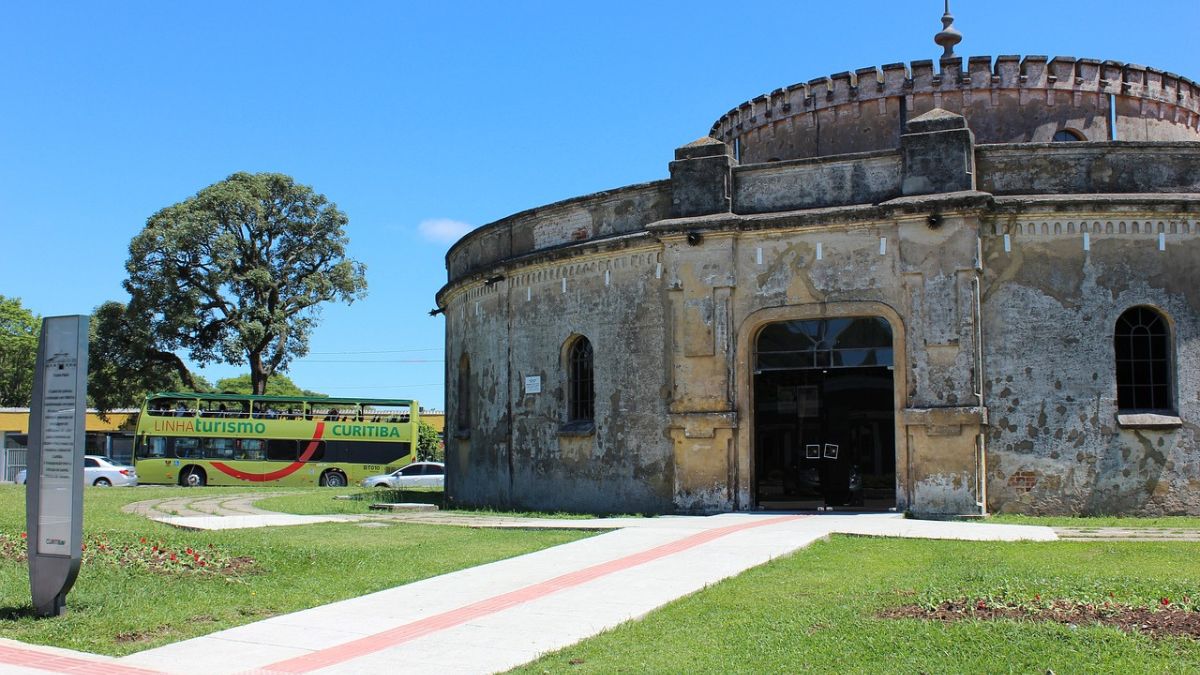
left=1114, top=307, right=1172, bottom=412
left=567, top=336, right=594, bottom=423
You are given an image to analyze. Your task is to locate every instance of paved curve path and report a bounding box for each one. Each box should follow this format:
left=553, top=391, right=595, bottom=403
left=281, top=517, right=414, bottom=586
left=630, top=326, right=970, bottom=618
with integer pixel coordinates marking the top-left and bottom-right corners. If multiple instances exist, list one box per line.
left=123, top=494, right=1200, bottom=541
left=122, top=493, right=366, bottom=530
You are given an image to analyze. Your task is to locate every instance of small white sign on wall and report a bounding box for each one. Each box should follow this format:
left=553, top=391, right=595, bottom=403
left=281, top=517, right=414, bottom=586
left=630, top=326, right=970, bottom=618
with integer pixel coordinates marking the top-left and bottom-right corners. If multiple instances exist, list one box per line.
left=524, top=375, right=542, bottom=395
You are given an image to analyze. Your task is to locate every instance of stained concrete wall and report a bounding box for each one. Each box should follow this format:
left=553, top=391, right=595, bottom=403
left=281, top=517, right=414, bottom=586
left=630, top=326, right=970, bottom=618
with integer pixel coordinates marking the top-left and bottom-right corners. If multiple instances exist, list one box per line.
left=981, top=202, right=1200, bottom=515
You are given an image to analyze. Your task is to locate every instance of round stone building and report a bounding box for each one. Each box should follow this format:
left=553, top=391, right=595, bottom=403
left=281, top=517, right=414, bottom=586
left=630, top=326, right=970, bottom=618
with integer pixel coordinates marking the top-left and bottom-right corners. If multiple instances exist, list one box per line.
left=436, top=19, right=1200, bottom=516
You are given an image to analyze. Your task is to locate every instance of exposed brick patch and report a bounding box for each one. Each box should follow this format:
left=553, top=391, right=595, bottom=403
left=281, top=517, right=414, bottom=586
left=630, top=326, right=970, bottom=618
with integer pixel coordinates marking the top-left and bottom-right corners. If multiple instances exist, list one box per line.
left=1007, top=470, right=1038, bottom=493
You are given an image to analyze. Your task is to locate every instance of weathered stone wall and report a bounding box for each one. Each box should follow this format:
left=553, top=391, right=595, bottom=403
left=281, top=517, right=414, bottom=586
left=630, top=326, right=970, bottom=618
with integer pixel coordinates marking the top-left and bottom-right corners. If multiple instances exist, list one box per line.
left=977, top=142, right=1200, bottom=195
left=446, top=182, right=671, bottom=281
left=711, top=56, right=1200, bottom=164
left=444, top=281, right=511, bottom=507
left=734, top=151, right=902, bottom=214
left=444, top=244, right=674, bottom=514
left=981, top=201, right=1200, bottom=515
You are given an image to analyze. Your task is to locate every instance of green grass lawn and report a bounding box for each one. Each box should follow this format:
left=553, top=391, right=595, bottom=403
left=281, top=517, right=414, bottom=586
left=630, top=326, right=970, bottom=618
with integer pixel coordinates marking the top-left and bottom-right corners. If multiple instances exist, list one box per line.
left=988, top=514, right=1200, bottom=529
left=517, top=536, right=1200, bottom=673
left=0, top=485, right=591, bottom=656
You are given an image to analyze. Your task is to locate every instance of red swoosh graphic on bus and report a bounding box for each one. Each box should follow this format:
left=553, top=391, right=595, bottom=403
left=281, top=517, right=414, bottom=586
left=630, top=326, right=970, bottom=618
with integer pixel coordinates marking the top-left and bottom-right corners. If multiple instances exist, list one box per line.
left=209, top=422, right=325, bottom=482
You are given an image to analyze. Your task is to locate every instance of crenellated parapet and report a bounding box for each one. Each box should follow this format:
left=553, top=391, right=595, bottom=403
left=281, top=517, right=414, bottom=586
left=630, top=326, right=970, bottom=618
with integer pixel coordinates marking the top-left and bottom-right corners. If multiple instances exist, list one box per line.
left=710, top=56, right=1200, bottom=164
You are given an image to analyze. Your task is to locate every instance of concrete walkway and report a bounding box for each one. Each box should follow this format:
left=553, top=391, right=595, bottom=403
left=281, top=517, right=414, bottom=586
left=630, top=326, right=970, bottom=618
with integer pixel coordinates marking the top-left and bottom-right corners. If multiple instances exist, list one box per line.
left=122, top=494, right=362, bottom=530
left=0, top=513, right=1055, bottom=675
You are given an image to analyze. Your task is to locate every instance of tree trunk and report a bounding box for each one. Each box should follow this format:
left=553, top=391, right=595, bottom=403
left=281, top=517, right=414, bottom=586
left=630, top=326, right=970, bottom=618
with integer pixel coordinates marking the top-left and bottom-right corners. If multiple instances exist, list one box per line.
left=249, top=353, right=268, bottom=394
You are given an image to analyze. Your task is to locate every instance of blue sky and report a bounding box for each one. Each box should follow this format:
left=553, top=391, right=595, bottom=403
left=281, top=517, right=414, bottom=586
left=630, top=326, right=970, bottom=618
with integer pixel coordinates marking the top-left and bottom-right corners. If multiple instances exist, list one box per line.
left=3, top=1, right=1197, bottom=410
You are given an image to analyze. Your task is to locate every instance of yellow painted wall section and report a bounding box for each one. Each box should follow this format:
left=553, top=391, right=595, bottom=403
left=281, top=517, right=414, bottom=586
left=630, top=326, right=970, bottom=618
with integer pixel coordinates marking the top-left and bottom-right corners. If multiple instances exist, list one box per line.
left=0, top=410, right=138, bottom=434
left=423, top=413, right=445, bottom=434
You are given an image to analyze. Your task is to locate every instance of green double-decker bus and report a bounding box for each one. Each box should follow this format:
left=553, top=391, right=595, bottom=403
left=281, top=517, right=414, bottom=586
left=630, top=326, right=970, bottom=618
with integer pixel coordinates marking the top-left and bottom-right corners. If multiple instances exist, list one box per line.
left=134, top=392, right=419, bottom=487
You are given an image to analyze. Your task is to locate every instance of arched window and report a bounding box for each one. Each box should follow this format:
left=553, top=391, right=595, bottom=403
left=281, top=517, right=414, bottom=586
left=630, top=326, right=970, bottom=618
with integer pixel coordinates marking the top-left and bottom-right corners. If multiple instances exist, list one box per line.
left=1114, top=307, right=1172, bottom=411
left=1053, top=129, right=1085, bottom=142
left=456, top=354, right=471, bottom=432
left=567, top=336, right=594, bottom=423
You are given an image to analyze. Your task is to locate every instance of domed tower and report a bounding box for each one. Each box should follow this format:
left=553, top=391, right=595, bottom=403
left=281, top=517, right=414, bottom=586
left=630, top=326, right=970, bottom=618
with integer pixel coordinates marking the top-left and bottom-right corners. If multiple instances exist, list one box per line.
left=439, top=4, right=1200, bottom=518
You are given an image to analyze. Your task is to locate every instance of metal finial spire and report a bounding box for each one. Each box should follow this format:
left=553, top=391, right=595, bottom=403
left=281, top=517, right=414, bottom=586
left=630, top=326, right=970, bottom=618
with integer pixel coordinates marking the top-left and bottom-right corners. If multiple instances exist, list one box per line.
left=934, top=0, right=962, bottom=58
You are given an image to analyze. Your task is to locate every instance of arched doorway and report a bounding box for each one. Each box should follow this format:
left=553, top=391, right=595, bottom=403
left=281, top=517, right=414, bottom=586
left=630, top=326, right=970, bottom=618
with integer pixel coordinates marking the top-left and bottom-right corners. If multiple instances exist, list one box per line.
left=753, top=316, right=896, bottom=510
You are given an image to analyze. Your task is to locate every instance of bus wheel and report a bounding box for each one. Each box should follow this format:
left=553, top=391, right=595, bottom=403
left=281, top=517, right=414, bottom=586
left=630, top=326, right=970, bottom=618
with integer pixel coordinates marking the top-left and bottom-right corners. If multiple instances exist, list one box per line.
left=180, top=467, right=207, bottom=487
left=321, top=471, right=347, bottom=488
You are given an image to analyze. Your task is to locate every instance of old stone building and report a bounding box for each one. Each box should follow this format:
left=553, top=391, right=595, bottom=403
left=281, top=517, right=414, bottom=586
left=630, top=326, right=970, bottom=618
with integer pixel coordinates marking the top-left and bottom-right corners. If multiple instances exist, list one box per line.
left=436, top=12, right=1200, bottom=516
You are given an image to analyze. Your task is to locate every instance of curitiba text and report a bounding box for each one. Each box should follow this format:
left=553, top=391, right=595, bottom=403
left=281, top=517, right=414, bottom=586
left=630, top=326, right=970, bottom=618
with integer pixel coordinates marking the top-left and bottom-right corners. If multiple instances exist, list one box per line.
left=330, top=424, right=403, bottom=438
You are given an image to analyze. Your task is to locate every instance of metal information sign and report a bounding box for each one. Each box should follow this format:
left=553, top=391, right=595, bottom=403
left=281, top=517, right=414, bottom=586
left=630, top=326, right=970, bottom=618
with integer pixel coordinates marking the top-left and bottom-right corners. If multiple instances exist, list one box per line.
left=26, top=315, right=88, bottom=617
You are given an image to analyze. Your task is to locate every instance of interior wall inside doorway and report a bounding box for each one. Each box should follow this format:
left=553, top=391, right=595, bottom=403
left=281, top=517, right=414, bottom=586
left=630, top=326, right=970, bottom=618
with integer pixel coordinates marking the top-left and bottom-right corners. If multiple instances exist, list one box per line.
left=754, top=366, right=896, bottom=510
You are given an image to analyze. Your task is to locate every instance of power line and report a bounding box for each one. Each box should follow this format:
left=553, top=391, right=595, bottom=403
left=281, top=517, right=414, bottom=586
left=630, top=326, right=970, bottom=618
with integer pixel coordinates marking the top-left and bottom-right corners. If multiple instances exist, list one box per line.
left=318, top=383, right=445, bottom=390
left=306, top=348, right=443, bottom=355
left=302, top=359, right=444, bottom=364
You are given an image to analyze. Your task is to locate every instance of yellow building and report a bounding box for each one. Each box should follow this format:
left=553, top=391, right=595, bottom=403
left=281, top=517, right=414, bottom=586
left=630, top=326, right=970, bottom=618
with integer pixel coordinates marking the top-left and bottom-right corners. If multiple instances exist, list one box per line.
left=422, top=411, right=445, bottom=435
left=0, top=409, right=138, bottom=482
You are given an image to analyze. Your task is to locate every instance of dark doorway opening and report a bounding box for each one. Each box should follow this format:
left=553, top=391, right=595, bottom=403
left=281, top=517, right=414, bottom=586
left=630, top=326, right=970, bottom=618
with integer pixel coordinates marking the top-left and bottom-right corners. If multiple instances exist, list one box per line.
left=753, top=317, right=897, bottom=511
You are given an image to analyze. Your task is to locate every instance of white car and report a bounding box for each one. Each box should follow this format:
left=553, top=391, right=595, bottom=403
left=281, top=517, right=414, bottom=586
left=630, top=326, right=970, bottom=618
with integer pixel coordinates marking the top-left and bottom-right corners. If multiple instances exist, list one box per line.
left=361, top=461, right=444, bottom=489
left=14, top=455, right=137, bottom=487
left=84, top=455, right=138, bottom=486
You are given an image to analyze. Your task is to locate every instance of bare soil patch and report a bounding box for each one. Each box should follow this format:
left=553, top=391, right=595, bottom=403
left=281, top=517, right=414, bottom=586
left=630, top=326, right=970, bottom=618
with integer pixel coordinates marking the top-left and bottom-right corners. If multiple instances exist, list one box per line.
left=880, top=598, right=1200, bottom=640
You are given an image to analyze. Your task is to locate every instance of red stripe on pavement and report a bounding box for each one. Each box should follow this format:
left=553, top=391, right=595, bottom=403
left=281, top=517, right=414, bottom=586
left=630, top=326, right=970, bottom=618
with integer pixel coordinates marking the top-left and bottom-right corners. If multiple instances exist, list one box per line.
left=0, top=643, right=164, bottom=674
left=256, top=515, right=805, bottom=673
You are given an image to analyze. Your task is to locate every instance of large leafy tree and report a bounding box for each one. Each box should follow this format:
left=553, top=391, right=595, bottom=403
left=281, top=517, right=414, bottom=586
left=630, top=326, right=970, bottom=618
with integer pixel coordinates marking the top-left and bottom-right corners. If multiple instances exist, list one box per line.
left=214, top=373, right=325, bottom=397
left=124, top=172, right=366, bottom=395
left=0, top=296, right=40, bottom=407
left=88, top=301, right=211, bottom=411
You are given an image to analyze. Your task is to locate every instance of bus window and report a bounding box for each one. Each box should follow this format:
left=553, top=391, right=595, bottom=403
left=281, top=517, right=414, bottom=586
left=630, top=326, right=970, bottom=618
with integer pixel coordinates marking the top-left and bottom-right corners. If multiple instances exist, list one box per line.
left=137, top=436, right=168, bottom=458
left=297, top=441, right=325, bottom=462
left=324, top=440, right=411, bottom=465
left=174, top=437, right=201, bottom=459
left=239, top=439, right=265, bottom=461
left=200, top=401, right=238, bottom=418
left=204, top=438, right=236, bottom=459
left=363, top=403, right=411, bottom=424
left=169, top=400, right=195, bottom=417
left=147, top=399, right=174, bottom=417
left=267, top=439, right=296, bottom=461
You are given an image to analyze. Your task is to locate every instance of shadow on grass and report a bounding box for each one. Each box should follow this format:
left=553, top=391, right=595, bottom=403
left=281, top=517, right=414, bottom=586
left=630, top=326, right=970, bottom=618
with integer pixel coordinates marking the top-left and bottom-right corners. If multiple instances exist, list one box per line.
left=348, top=489, right=647, bottom=519
left=351, top=489, right=444, bottom=507
left=0, top=605, right=37, bottom=620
